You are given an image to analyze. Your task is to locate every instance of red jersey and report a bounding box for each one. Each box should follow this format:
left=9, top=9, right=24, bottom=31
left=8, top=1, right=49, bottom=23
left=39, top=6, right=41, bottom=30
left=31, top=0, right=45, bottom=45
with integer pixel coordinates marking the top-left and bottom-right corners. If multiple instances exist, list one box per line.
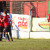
left=47, top=14, right=50, bottom=22
left=3, top=15, right=10, bottom=27
left=47, top=14, right=50, bottom=20
left=0, top=15, right=3, bottom=27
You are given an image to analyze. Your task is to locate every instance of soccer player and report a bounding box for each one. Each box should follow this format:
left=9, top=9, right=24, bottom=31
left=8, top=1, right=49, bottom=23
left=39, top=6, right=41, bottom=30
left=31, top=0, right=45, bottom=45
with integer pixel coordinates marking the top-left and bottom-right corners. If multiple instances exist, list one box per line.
left=47, top=14, right=50, bottom=32
left=0, top=15, right=3, bottom=41
left=8, top=13, right=13, bottom=41
left=2, top=9, right=13, bottom=41
left=1, top=10, right=10, bottom=41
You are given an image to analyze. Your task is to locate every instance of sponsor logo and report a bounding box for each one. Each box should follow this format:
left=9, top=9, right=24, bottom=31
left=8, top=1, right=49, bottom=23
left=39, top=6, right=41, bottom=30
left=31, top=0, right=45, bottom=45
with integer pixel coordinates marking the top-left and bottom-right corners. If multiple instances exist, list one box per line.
left=38, top=22, right=50, bottom=29
left=18, top=17, right=28, bottom=29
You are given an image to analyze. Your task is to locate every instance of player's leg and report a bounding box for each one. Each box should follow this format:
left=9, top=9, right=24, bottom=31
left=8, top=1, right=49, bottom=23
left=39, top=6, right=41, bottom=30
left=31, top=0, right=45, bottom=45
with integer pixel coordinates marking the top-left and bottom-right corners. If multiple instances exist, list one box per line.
left=0, top=26, right=3, bottom=41
left=0, top=32, right=1, bottom=41
left=1, top=32, right=3, bottom=41
left=6, top=32, right=10, bottom=41
left=5, top=26, right=10, bottom=41
left=3, top=22, right=5, bottom=38
left=4, top=32, right=5, bottom=37
left=9, top=25, right=13, bottom=41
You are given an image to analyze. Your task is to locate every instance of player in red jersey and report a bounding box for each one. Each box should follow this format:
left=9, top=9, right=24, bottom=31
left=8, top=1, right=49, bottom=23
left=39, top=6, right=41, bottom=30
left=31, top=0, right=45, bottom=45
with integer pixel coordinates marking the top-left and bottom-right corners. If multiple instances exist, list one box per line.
left=47, top=14, right=50, bottom=32
left=47, top=14, right=50, bottom=22
left=1, top=10, right=10, bottom=41
left=0, top=15, right=3, bottom=41
left=1, top=9, right=13, bottom=41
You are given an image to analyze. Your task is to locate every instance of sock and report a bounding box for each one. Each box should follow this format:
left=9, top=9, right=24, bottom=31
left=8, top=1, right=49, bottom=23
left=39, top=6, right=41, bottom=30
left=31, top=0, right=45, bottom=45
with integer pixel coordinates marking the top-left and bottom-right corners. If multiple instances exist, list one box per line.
left=9, top=31, right=13, bottom=40
left=0, top=34, right=1, bottom=41
left=9, top=31, right=12, bottom=39
left=4, top=32, right=5, bottom=37
left=1, top=34, right=2, bottom=41
left=6, top=34, right=10, bottom=40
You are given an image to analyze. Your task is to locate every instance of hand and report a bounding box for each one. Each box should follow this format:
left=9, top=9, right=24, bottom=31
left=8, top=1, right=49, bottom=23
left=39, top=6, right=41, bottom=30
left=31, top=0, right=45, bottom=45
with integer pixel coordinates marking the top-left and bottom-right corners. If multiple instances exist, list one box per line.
left=0, top=19, right=2, bottom=22
left=0, top=19, right=1, bottom=20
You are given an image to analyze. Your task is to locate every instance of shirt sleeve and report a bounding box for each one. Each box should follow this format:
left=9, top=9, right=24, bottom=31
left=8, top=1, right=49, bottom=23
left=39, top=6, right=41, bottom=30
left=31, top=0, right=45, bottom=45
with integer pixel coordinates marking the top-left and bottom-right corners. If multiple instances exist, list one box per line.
left=2, top=16, right=6, bottom=21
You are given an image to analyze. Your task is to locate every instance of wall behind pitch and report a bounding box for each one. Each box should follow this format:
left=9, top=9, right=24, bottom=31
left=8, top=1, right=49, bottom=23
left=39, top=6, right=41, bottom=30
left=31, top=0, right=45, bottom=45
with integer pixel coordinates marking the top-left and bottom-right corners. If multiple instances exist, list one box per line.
left=23, top=1, right=48, bottom=18
left=48, top=1, right=50, bottom=14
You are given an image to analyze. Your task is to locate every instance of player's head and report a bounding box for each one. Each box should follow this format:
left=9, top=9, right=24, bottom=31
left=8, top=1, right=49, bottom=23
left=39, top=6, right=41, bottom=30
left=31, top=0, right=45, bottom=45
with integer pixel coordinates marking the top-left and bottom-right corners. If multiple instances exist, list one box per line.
left=4, top=10, right=7, bottom=15
left=3, top=9, right=7, bottom=16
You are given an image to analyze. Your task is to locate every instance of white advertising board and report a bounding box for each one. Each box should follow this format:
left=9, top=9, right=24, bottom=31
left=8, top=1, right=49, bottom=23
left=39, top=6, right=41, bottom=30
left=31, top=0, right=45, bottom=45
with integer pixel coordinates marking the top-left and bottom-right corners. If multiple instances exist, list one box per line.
left=32, top=18, right=49, bottom=31
left=12, top=14, right=31, bottom=32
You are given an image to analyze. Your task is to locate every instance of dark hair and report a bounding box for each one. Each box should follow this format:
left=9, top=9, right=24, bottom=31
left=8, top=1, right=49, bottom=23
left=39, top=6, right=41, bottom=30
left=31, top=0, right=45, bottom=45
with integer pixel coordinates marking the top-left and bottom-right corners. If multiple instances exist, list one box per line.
left=4, top=9, right=7, bottom=15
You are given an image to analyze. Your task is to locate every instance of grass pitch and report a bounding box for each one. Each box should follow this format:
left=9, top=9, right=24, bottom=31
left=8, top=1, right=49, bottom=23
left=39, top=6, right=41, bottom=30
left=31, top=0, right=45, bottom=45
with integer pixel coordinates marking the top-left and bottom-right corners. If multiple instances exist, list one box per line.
left=0, top=39, right=50, bottom=50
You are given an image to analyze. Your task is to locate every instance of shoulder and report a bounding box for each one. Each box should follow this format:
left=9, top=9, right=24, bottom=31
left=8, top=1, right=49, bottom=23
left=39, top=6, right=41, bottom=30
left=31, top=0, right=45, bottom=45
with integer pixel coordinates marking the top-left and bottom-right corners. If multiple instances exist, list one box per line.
left=7, top=15, right=9, bottom=16
left=7, top=15, right=10, bottom=18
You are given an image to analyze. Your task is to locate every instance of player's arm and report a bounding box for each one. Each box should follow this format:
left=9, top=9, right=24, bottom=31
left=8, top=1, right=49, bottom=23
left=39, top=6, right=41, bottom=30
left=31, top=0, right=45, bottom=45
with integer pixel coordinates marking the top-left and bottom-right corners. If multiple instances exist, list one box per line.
left=10, top=18, right=12, bottom=25
left=2, top=16, right=5, bottom=22
left=0, top=17, right=4, bottom=22
left=8, top=15, right=12, bottom=25
left=47, top=16, right=50, bottom=22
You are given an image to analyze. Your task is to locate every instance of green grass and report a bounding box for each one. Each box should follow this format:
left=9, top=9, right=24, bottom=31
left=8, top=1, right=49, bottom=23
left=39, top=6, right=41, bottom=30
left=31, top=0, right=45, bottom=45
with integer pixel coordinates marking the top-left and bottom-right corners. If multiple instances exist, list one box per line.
left=0, top=39, right=50, bottom=50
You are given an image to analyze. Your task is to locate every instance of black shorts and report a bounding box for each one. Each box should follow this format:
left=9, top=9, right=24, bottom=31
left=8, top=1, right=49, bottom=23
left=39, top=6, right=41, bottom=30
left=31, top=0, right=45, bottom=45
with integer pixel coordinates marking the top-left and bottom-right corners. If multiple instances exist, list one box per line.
left=0, top=26, right=3, bottom=32
left=4, top=25, right=11, bottom=32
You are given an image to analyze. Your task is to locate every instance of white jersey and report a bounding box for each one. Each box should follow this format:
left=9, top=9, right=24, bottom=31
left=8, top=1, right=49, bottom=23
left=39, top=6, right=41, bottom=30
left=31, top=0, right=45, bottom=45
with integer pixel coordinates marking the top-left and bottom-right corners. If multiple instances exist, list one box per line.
left=7, top=13, right=12, bottom=24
